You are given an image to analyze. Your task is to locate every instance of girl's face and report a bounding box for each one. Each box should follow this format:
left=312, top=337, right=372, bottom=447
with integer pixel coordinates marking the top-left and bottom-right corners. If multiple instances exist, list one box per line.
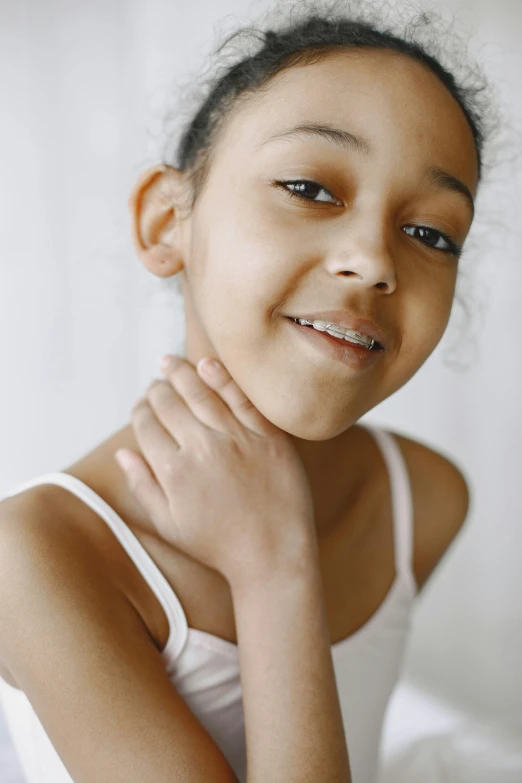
left=161, top=49, right=477, bottom=439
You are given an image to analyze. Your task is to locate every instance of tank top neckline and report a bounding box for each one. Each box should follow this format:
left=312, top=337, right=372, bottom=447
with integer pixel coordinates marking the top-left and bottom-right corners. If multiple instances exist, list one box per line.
left=3, top=422, right=416, bottom=661
left=186, top=577, right=406, bottom=657
left=168, top=421, right=414, bottom=657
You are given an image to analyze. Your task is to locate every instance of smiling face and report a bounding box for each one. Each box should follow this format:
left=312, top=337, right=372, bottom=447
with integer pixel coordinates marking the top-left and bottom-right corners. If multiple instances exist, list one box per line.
left=134, top=48, right=479, bottom=440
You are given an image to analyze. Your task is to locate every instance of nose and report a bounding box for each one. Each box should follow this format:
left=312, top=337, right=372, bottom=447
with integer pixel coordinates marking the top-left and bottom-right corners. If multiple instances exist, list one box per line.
left=326, top=219, right=398, bottom=294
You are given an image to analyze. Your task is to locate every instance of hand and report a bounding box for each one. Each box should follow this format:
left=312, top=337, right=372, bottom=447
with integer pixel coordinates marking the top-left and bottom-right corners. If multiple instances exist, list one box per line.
left=115, top=355, right=316, bottom=586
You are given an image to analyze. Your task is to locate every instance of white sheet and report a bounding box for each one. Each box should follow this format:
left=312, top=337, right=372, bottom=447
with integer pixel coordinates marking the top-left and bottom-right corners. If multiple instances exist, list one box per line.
left=378, top=681, right=522, bottom=783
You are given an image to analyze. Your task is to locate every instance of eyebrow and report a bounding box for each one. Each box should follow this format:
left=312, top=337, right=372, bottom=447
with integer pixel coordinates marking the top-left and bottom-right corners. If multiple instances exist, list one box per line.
left=256, top=122, right=372, bottom=154
left=257, top=122, right=475, bottom=217
left=425, top=165, right=475, bottom=217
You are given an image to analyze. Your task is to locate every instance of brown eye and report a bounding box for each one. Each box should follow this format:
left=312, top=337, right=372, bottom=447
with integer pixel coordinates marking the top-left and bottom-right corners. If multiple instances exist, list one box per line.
left=273, top=179, right=342, bottom=205
left=402, top=225, right=462, bottom=257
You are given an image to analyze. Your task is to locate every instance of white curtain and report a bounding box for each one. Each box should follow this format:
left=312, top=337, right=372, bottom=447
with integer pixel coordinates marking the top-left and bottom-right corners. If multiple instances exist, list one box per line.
left=1, top=0, right=521, bottom=777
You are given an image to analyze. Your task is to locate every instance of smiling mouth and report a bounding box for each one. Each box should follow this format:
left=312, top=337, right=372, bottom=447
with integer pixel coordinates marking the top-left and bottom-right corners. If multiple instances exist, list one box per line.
left=287, top=317, right=383, bottom=351
left=284, top=316, right=385, bottom=371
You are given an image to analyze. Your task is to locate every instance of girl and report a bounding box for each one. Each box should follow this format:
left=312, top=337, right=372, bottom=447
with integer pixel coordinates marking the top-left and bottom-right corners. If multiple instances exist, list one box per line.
left=0, top=1, right=493, bottom=781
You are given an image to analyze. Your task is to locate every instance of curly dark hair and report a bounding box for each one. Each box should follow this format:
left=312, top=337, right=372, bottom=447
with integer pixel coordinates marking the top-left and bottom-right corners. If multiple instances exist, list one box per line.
left=160, top=0, right=496, bottom=211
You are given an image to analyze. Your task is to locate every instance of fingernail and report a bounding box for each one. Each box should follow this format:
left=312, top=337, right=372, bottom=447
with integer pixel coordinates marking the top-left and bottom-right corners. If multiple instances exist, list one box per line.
left=159, top=354, right=172, bottom=370
left=115, top=449, right=134, bottom=471
left=198, top=357, right=221, bottom=376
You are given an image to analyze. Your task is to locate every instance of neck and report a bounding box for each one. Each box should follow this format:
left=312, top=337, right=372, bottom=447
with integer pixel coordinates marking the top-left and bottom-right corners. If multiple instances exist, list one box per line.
left=88, top=415, right=365, bottom=545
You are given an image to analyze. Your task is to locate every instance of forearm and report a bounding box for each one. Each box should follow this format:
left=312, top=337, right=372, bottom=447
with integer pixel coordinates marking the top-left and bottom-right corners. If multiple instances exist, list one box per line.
left=228, top=538, right=351, bottom=783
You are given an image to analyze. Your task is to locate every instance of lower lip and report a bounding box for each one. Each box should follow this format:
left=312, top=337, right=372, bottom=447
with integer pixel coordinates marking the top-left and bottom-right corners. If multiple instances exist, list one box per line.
left=285, top=318, right=385, bottom=370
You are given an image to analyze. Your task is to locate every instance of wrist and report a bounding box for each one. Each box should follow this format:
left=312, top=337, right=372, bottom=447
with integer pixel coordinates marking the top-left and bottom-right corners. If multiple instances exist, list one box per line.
left=225, top=529, right=319, bottom=595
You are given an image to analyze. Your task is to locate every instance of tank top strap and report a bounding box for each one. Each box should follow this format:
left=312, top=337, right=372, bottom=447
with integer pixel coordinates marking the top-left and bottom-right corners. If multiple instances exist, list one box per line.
left=360, top=424, right=417, bottom=595
left=3, top=472, right=190, bottom=661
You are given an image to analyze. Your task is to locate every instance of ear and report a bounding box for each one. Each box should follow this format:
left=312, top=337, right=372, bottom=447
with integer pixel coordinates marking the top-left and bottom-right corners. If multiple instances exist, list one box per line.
left=128, top=164, right=189, bottom=278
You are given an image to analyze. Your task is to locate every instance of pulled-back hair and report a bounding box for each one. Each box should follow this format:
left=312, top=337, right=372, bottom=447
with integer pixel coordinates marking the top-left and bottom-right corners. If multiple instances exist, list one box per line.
left=160, top=0, right=495, bottom=211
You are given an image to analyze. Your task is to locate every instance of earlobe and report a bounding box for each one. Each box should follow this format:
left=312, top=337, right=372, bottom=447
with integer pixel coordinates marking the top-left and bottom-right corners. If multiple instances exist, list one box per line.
left=128, top=164, right=187, bottom=278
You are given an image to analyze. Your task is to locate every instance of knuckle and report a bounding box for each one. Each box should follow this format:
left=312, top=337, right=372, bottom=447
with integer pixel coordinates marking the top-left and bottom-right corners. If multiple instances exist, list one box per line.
left=235, top=393, right=255, bottom=412
left=162, top=361, right=212, bottom=408
left=222, top=376, right=240, bottom=395
left=189, top=384, right=211, bottom=406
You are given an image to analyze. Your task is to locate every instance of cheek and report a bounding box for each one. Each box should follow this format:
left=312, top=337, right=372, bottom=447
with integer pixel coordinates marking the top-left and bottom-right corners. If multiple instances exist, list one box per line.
left=186, top=240, right=272, bottom=354
left=397, top=286, right=455, bottom=375
left=195, top=214, right=297, bottom=322
left=191, top=182, right=316, bottom=312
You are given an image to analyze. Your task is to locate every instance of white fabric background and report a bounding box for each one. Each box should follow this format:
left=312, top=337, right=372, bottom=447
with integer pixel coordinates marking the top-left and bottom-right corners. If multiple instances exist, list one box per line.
left=0, top=0, right=521, bottom=779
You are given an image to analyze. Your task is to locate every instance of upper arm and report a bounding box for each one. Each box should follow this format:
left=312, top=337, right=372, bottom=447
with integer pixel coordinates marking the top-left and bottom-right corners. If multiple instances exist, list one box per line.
left=0, top=512, right=239, bottom=783
left=395, top=435, right=471, bottom=593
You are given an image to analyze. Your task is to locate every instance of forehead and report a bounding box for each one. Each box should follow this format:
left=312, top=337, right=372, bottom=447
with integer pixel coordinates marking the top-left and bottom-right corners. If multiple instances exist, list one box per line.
left=216, top=48, right=478, bottom=190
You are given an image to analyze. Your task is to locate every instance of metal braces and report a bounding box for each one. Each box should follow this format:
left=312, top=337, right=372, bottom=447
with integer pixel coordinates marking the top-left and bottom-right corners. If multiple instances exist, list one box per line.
left=298, top=319, right=376, bottom=350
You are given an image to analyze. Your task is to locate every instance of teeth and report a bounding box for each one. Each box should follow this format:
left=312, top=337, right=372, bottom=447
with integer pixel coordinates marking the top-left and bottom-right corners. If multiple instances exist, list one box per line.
left=295, top=318, right=376, bottom=349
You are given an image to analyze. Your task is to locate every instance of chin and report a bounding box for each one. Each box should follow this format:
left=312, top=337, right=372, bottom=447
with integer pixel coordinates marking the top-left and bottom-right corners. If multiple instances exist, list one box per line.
left=258, top=402, right=360, bottom=441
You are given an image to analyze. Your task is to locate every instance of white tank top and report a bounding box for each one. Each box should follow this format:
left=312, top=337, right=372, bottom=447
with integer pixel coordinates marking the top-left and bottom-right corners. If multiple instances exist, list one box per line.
left=0, top=424, right=417, bottom=783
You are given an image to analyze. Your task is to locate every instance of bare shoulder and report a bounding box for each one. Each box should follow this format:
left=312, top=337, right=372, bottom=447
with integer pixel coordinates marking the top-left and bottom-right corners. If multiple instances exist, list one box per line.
left=0, top=484, right=123, bottom=604
left=0, top=485, right=138, bottom=687
left=0, top=489, right=240, bottom=782
left=389, top=431, right=471, bottom=592
left=0, top=483, right=106, bottom=563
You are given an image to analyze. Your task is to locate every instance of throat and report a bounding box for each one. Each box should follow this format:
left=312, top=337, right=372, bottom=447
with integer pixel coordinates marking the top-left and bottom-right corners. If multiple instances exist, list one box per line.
left=291, top=425, right=373, bottom=541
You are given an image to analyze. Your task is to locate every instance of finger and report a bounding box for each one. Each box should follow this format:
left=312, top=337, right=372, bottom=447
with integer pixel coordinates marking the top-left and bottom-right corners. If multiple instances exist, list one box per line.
left=130, top=397, right=186, bottom=489
left=196, top=357, right=277, bottom=436
left=145, top=377, right=213, bottom=446
left=114, top=447, right=171, bottom=533
left=158, top=355, right=239, bottom=434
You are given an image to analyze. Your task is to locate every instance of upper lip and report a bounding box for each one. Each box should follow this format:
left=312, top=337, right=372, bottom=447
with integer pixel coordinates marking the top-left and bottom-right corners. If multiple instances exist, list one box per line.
left=286, top=310, right=388, bottom=350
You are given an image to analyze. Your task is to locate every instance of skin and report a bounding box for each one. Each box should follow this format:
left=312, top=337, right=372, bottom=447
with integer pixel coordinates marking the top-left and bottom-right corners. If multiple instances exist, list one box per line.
left=0, top=48, right=478, bottom=782
left=120, top=47, right=478, bottom=539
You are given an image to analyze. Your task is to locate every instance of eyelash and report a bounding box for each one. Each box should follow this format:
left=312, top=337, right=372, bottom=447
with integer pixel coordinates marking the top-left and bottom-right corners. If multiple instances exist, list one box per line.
left=272, top=178, right=463, bottom=259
